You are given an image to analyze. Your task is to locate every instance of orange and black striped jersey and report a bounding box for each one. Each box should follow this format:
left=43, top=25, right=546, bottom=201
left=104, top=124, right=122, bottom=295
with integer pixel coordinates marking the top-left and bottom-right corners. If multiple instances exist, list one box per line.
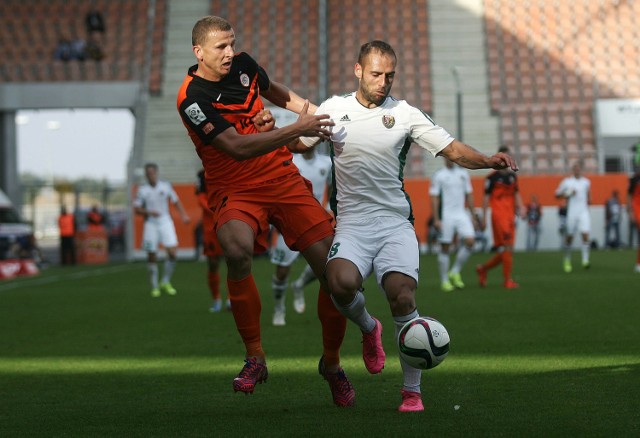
left=485, top=170, right=519, bottom=217
left=629, top=174, right=640, bottom=210
left=177, top=52, right=295, bottom=189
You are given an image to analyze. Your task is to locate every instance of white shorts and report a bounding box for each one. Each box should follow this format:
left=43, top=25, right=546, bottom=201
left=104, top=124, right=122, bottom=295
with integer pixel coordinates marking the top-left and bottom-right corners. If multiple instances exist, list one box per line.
left=566, top=210, right=591, bottom=235
left=439, top=211, right=475, bottom=244
left=328, top=216, right=420, bottom=290
left=270, top=233, right=299, bottom=267
left=142, top=218, right=178, bottom=252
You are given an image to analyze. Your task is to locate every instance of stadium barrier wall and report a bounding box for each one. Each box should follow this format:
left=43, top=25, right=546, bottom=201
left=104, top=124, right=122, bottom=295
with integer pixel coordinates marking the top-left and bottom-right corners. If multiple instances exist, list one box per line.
left=132, top=174, right=633, bottom=258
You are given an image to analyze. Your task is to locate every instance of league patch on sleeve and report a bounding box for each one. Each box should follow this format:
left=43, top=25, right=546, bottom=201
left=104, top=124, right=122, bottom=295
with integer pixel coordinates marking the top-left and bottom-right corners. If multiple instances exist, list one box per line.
left=184, top=102, right=207, bottom=126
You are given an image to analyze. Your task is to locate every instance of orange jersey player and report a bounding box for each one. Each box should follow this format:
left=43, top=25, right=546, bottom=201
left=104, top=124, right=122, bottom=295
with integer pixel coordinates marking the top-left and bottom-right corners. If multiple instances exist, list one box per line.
left=196, top=169, right=229, bottom=312
left=176, top=16, right=352, bottom=407
left=476, top=146, right=524, bottom=289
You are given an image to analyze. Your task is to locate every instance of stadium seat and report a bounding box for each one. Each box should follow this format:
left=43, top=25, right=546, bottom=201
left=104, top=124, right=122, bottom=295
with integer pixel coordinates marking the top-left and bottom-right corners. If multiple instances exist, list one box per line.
left=0, top=0, right=167, bottom=92
left=483, top=0, right=640, bottom=173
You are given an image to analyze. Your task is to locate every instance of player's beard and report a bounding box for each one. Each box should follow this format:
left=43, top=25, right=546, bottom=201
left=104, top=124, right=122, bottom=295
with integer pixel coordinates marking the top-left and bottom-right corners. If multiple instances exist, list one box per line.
left=360, top=81, right=389, bottom=107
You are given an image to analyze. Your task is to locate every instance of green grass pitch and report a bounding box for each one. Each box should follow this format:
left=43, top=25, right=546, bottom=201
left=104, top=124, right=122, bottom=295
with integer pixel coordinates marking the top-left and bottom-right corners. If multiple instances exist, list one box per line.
left=1, top=250, right=639, bottom=436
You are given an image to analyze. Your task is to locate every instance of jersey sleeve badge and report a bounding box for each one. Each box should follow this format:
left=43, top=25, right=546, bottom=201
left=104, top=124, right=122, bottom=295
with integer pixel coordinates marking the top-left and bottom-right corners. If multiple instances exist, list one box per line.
left=184, top=102, right=207, bottom=126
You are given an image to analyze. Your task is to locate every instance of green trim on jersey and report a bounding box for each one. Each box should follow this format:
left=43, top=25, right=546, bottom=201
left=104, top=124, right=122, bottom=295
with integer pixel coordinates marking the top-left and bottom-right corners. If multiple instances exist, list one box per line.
left=329, top=141, right=338, bottom=217
left=419, top=109, right=436, bottom=125
left=398, top=138, right=415, bottom=224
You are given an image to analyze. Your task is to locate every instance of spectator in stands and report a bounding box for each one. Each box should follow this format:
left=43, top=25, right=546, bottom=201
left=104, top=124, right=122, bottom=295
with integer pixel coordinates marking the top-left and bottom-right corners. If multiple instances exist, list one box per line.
left=86, top=9, right=105, bottom=36
left=71, top=37, right=86, bottom=61
left=85, top=38, right=104, bottom=61
left=605, top=189, right=621, bottom=249
left=58, top=206, right=76, bottom=265
left=54, top=37, right=73, bottom=62
left=87, top=205, right=105, bottom=231
left=525, top=194, right=542, bottom=251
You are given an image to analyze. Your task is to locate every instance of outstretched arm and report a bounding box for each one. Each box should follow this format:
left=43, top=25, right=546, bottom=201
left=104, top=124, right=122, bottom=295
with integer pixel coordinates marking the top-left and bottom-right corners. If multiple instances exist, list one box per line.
left=212, top=101, right=332, bottom=160
left=261, top=80, right=319, bottom=114
left=438, top=140, right=519, bottom=171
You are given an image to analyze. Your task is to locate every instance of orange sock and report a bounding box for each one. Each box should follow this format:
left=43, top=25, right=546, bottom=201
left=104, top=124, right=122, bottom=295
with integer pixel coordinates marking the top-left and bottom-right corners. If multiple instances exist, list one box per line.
left=484, top=252, right=503, bottom=270
left=227, top=275, right=264, bottom=359
left=317, top=288, right=346, bottom=368
left=637, top=246, right=640, bottom=264
left=208, top=271, right=220, bottom=300
left=502, top=250, right=513, bottom=281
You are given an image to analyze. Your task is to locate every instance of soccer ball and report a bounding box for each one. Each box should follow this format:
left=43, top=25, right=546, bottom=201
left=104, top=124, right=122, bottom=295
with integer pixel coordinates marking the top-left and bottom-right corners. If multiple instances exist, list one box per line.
left=398, top=316, right=450, bottom=370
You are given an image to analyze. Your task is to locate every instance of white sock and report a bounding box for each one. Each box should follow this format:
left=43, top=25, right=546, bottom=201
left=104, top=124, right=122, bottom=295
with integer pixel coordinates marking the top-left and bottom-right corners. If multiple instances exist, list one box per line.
left=147, top=263, right=158, bottom=289
left=331, top=291, right=376, bottom=333
left=452, top=245, right=471, bottom=274
left=394, top=310, right=421, bottom=393
left=563, top=243, right=572, bottom=260
left=297, top=264, right=317, bottom=286
left=581, top=242, right=590, bottom=264
left=272, top=274, right=288, bottom=301
left=162, top=259, right=176, bottom=284
left=437, top=251, right=450, bottom=283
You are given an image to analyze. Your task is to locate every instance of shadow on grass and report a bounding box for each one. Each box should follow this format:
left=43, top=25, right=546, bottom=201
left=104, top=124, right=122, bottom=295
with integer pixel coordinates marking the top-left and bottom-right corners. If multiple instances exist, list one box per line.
left=1, top=361, right=638, bottom=437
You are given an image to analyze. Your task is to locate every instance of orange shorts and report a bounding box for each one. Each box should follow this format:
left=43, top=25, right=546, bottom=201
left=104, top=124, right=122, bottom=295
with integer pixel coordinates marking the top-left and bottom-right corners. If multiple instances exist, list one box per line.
left=209, top=173, right=334, bottom=254
left=202, top=206, right=223, bottom=257
left=491, top=215, right=515, bottom=247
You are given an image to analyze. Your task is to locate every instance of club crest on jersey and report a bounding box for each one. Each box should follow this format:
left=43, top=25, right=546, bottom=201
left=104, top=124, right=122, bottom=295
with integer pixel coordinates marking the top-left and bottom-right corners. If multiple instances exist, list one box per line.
left=240, top=73, right=250, bottom=87
left=184, top=102, right=207, bottom=126
left=382, top=114, right=395, bottom=129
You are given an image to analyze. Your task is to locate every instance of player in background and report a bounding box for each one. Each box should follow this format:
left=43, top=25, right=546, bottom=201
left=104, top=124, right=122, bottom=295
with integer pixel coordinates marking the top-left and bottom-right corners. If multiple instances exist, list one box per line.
left=476, top=146, right=524, bottom=289
left=627, top=165, right=640, bottom=272
left=196, top=169, right=231, bottom=312
left=525, top=194, right=542, bottom=251
left=177, top=16, right=352, bottom=407
left=430, top=158, right=477, bottom=292
left=270, top=148, right=332, bottom=326
left=134, top=163, right=190, bottom=297
left=555, top=161, right=592, bottom=272
left=300, top=40, right=518, bottom=412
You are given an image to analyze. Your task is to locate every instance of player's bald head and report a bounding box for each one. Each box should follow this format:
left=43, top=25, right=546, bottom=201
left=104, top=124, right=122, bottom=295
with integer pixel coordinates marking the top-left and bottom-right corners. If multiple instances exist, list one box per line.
left=192, top=16, right=232, bottom=46
left=357, top=40, right=397, bottom=69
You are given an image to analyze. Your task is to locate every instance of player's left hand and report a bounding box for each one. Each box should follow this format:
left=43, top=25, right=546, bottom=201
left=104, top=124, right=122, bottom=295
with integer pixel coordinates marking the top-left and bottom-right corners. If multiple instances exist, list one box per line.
left=488, top=152, right=519, bottom=171
left=252, top=109, right=275, bottom=132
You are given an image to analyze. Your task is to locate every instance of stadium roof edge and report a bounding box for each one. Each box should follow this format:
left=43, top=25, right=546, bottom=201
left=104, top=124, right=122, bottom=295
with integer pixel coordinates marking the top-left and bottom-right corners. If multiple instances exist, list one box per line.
left=0, top=82, right=141, bottom=111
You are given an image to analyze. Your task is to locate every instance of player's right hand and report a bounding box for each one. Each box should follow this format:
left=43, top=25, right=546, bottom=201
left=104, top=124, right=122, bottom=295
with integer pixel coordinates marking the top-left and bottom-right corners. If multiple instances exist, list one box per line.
left=252, top=109, right=275, bottom=132
left=296, top=100, right=334, bottom=140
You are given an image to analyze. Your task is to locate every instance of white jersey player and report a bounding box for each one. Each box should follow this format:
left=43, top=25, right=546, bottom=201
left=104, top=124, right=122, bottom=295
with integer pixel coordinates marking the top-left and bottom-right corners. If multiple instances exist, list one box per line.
left=429, top=158, right=477, bottom=291
left=299, top=40, right=519, bottom=412
left=555, top=161, right=592, bottom=272
left=134, top=163, right=190, bottom=297
left=270, top=149, right=332, bottom=325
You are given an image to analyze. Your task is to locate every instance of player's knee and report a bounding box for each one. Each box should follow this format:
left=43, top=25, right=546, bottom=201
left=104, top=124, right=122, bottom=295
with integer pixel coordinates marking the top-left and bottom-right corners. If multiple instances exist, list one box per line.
left=389, top=289, right=416, bottom=315
left=327, top=270, right=360, bottom=298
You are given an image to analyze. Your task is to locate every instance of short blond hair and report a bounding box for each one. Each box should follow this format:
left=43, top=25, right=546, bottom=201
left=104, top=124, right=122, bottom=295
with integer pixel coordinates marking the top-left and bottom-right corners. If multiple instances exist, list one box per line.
left=192, top=16, right=232, bottom=46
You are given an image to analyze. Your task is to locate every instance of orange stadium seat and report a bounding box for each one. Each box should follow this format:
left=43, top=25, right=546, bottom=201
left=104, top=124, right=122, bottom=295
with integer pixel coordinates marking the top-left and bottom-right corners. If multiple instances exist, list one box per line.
left=483, top=0, right=640, bottom=174
left=0, top=0, right=167, bottom=92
